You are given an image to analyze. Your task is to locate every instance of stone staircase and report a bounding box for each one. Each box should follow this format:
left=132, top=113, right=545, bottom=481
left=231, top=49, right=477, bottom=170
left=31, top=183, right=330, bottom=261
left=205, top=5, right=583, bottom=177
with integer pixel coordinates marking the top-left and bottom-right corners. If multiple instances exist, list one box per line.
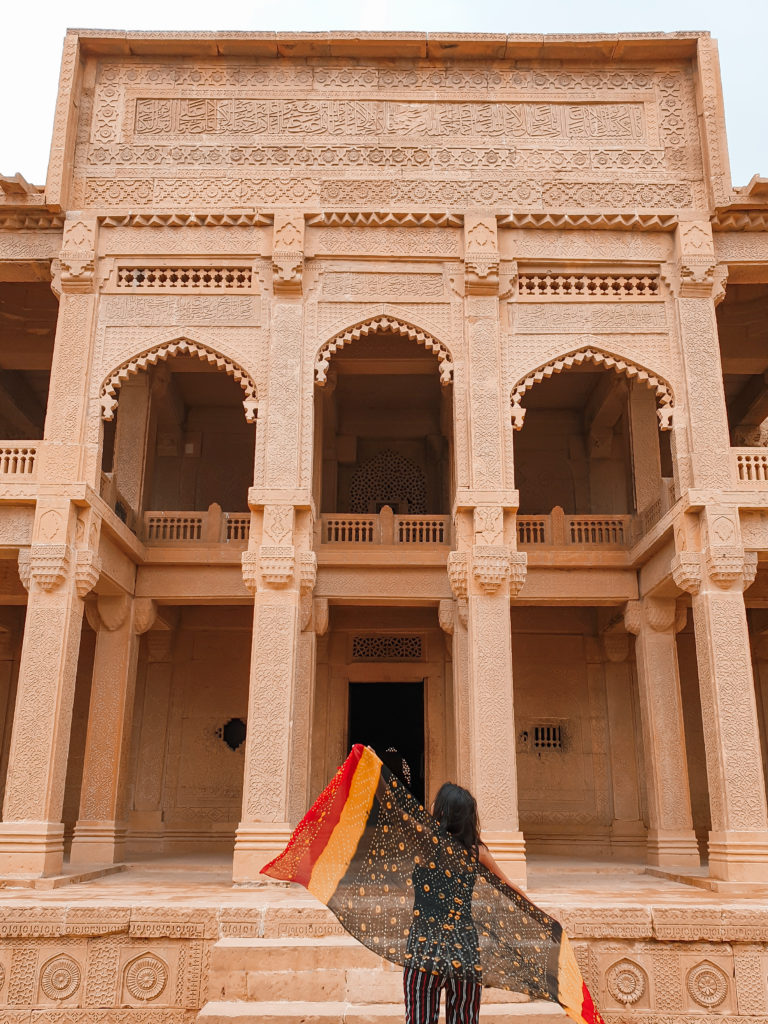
left=197, top=935, right=567, bottom=1023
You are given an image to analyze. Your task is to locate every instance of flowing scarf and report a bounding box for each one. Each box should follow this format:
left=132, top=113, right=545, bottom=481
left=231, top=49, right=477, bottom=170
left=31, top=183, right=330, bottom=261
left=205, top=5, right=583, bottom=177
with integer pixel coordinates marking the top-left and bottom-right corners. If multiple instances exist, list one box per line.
left=262, top=745, right=603, bottom=1024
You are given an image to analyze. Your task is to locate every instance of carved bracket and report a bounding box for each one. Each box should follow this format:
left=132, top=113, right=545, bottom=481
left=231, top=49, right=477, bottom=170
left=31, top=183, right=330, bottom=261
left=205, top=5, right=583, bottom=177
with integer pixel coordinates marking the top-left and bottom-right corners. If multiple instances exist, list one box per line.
left=59, top=218, right=97, bottom=293
left=472, top=545, right=510, bottom=594
left=438, top=599, right=454, bottom=636
left=447, top=550, right=469, bottom=599
left=706, top=545, right=758, bottom=590
left=671, top=551, right=702, bottom=595
left=241, top=551, right=259, bottom=595
left=259, top=545, right=295, bottom=587
left=464, top=215, right=500, bottom=295
left=508, top=550, right=528, bottom=597
left=27, top=544, right=71, bottom=592
left=74, top=550, right=101, bottom=598
left=272, top=213, right=305, bottom=294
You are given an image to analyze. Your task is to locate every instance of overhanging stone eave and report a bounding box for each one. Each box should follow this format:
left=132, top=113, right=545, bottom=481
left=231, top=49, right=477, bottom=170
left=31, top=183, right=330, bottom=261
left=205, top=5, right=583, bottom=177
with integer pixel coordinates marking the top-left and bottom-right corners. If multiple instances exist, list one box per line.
left=69, top=27, right=707, bottom=62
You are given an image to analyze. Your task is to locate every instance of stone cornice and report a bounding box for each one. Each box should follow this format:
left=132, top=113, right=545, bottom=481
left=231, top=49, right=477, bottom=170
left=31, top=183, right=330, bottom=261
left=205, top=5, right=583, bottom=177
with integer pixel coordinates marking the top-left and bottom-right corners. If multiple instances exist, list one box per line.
left=70, top=29, right=706, bottom=62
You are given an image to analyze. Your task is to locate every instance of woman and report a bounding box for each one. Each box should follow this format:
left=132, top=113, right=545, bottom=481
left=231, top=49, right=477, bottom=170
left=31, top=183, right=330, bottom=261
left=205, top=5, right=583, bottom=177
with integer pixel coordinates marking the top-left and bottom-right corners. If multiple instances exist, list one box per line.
left=262, top=745, right=603, bottom=1024
left=405, top=781, right=525, bottom=1024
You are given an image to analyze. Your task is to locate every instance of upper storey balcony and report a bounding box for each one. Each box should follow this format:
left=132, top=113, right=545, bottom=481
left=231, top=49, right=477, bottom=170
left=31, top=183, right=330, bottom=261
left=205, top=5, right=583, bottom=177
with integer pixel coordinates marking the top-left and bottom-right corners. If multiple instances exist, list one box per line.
left=314, top=330, right=453, bottom=569
left=717, top=282, right=768, bottom=491
left=0, top=280, right=56, bottom=505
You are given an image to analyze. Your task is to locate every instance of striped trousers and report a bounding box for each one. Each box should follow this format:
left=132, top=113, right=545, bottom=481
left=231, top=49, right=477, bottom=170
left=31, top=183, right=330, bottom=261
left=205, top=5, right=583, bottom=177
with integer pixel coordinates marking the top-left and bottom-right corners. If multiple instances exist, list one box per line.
left=403, top=966, right=482, bottom=1024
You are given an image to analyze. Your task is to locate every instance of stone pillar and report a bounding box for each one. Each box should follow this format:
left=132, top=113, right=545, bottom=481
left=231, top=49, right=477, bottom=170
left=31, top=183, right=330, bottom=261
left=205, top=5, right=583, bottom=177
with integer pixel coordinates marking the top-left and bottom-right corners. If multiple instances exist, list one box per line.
left=440, top=598, right=473, bottom=792
left=0, top=502, right=100, bottom=876
left=111, top=374, right=153, bottom=521
left=624, top=598, right=700, bottom=866
left=448, top=510, right=527, bottom=886
left=0, top=216, right=103, bottom=876
left=287, top=594, right=327, bottom=825
left=673, top=509, right=768, bottom=881
left=234, top=212, right=315, bottom=880
left=70, top=596, right=158, bottom=864
left=670, top=220, right=730, bottom=490
left=0, top=617, right=20, bottom=814
left=600, top=633, right=646, bottom=853
left=131, top=630, right=175, bottom=844
left=628, top=380, right=664, bottom=515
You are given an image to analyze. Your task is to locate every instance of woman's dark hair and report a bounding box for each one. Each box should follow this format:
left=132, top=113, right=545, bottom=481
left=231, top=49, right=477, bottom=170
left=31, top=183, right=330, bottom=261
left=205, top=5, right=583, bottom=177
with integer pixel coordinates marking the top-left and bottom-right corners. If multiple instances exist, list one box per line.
left=432, top=782, right=482, bottom=854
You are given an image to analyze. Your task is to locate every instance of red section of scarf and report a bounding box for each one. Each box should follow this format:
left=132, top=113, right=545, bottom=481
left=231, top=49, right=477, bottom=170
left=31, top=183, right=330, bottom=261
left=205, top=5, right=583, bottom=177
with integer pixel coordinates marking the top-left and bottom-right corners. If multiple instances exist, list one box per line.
left=261, top=743, right=365, bottom=886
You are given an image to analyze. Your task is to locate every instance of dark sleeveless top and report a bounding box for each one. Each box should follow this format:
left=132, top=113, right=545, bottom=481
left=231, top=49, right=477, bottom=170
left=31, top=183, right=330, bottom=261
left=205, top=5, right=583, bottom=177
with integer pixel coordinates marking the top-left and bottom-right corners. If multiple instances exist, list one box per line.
left=406, top=832, right=480, bottom=978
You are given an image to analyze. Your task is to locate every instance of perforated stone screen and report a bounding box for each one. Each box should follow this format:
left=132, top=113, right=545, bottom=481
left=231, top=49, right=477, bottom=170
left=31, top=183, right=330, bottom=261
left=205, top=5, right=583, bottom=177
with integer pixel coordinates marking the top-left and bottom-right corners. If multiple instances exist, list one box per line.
left=351, top=636, right=423, bottom=661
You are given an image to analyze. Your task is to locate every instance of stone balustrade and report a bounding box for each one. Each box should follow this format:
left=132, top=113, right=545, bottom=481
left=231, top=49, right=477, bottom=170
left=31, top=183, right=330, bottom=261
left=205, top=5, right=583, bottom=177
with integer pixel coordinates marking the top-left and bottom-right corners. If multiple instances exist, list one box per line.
left=143, top=505, right=250, bottom=544
left=517, top=507, right=633, bottom=548
left=319, top=508, right=451, bottom=545
left=0, top=442, right=38, bottom=478
left=732, top=447, right=768, bottom=486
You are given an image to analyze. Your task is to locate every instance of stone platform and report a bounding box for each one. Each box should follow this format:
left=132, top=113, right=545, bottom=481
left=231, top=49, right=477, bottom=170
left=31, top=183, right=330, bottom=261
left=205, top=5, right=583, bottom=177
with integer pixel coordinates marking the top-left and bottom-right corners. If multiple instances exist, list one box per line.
left=0, top=856, right=767, bottom=1022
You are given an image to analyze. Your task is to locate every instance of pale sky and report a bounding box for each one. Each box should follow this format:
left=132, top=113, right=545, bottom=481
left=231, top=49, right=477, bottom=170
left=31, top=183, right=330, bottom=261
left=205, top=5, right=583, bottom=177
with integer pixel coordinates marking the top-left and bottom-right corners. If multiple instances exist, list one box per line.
left=1, top=0, right=764, bottom=189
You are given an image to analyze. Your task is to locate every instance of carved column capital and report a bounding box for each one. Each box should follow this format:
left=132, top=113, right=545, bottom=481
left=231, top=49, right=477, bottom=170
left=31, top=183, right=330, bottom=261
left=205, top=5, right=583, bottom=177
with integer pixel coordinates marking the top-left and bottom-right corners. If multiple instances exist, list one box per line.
left=508, top=550, right=528, bottom=597
left=601, top=631, right=630, bottom=664
left=271, top=212, right=304, bottom=294
left=59, top=216, right=98, bottom=294
left=447, top=550, right=469, bottom=599
left=471, top=545, right=510, bottom=594
left=671, top=551, right=703, bottom=594
left=625, top=596, right=678, bottom=635
left=25, top=544, right=72, bottom=592
left=438, top=599, right=454, bottom=636
left=74, top=550, right=101, bottom=598
left=463, top=214, right=500, bottom=295
left=241, top=550, right=260, bottom=595
left=705, top=545, right=758, bottom=590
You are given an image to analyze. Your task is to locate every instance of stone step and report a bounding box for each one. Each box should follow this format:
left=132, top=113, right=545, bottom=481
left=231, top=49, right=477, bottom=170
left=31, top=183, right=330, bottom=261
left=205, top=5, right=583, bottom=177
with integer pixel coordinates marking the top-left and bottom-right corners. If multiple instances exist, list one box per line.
left=197, top=1000, right=567, bottom=1024
left=208, top=939, right=530, bottom=1005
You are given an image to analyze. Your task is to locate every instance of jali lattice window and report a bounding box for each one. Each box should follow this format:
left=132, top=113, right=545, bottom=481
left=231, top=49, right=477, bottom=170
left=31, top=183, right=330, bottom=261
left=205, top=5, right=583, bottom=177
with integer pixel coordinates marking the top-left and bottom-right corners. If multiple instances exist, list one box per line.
left=352, top=636, right=423, bottom=661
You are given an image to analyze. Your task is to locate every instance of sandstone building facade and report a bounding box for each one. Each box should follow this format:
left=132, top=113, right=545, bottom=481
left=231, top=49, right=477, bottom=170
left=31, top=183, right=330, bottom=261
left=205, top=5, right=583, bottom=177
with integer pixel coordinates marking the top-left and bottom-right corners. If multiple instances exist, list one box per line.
left=1, top=28, right=768, bottom=1021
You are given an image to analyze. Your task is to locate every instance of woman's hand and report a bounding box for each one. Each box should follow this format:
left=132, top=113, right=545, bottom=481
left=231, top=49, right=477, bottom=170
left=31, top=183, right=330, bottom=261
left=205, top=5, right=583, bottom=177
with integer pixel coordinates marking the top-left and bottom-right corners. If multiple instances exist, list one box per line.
left=478, top=844, right=527, bottom=899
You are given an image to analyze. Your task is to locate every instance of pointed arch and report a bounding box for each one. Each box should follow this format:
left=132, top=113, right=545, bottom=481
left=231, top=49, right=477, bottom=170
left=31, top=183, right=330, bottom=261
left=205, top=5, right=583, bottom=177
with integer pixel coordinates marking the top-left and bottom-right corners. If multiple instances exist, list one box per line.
left=314, top=315, right=454, bottom=386
left=99, top=337, right=258, bottom=423
left=511, top=346, right=674, bottom=432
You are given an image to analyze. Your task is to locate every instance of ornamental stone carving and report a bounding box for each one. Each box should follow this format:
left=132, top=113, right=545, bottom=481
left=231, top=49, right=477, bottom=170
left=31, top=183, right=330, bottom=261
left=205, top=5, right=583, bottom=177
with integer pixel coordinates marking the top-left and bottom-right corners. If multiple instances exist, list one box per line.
left=40, top=954, right=82, bottom=1000
left=259, top=545, right=295, bottom=586
left=686, top=961, right=728, bottom=1008
left=59, top=217, right=97, bottom=293
left=315, top=316, right=454, bottom=387
left=298, top=550, right=317, bottom=594
left=124, top=953, right=168, bottom=1001
left=447, top=550, right=469, bottom=599
left=464, top=214, right=500, bottom=294
left=28, top=544, right=71, bottom=591
left=511, top=347, right=674, bottom=432
left=74, top=549, right=101, bottom=598
left=606, top=958, right=646, bottom=1006
left=272, top=212, right=305, bottom=293
left=99, top=338, right=259, bottom=423
left=472, top=545, right=510, bottom=593
left=438, top=599, right=454, bottom=635
left=508, top=550, right=528, bottom=597
left=705, top=546, right=758, bottom=589
left=241, top=550, right=260, bottom=594
left=671, top=551, right=702, bottom=594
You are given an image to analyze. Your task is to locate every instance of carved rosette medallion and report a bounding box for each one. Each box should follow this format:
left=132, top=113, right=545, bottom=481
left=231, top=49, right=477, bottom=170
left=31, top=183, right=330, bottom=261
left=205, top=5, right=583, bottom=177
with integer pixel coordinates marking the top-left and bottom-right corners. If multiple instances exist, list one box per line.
left=606, top=959, right=646, bottom=1006
left=472, top=545, right=511, bottom=593
left=686, top=962, right=728, bottom=1009
left=41, top=955, right=82, bottom=1001
left=125, top=953, right=168, bottom=1001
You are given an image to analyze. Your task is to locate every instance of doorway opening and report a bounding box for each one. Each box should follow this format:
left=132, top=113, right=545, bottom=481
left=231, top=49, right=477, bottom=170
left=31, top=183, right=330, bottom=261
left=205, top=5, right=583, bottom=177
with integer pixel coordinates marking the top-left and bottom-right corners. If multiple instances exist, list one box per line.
left=348, top=681, right=425, bottom=803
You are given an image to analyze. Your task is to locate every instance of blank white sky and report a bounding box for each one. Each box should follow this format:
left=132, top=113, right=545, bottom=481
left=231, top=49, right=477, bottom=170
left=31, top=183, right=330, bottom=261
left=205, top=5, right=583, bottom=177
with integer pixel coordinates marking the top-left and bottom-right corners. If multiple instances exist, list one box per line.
left=0, top=0, right=764, bottom=189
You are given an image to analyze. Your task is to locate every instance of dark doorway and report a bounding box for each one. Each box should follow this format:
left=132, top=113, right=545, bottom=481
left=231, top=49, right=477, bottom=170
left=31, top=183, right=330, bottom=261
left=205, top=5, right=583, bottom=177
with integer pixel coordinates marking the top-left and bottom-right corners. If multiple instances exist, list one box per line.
left=348, top=681, right=425, bottom=803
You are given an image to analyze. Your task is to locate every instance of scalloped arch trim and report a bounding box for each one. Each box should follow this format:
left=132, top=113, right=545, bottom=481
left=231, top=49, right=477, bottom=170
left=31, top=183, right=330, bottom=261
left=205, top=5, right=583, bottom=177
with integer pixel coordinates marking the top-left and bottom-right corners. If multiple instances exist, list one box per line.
left=99, top=339, right=258, bottom=423
left=315, top=316, right=454, bottom=386
left=511, top=347, right=674, bottom=431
